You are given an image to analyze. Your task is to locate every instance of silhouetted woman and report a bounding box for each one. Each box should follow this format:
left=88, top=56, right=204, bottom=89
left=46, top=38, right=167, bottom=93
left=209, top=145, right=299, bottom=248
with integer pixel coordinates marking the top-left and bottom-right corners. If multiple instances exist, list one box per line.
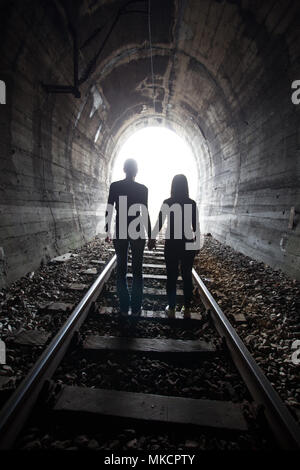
left=153, top=174, right=200, bottom=319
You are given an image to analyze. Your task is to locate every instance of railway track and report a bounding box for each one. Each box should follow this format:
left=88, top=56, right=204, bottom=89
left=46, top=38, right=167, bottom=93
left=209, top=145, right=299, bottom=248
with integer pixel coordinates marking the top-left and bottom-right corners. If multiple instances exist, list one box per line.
left=0, top=242, right=299, bottom=451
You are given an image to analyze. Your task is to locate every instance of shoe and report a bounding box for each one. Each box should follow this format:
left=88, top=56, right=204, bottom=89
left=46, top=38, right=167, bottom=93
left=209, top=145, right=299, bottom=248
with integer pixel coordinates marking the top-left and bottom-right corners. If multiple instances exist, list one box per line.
left=165, top=305, right=176, bottom=319
left=131, top=309, right=141, bottom=317
left=181, top=306, right=191, bottom=319
left=119, top=310, right=128, bottom=317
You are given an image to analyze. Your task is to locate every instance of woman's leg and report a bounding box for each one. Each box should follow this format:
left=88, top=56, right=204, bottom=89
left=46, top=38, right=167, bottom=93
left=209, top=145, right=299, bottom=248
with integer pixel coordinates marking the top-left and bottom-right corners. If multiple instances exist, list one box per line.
left=164, top=243, right=179, bottom=308
left=180, top=250, right=196, bottom=307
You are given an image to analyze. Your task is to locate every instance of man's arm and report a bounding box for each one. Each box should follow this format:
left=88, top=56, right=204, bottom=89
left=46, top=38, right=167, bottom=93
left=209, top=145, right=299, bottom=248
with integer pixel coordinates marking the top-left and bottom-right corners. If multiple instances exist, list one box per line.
left=105, top=183, right=115, bottom=239
left=145, top=188, right=152, bottom=240
left=141, top=187, right=155, bottom=249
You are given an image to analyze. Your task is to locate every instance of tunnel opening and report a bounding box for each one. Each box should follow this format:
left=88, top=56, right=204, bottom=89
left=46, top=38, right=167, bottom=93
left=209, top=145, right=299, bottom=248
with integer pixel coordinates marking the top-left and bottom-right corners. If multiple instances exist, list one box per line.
left=110, top=126, right=199, bottom=222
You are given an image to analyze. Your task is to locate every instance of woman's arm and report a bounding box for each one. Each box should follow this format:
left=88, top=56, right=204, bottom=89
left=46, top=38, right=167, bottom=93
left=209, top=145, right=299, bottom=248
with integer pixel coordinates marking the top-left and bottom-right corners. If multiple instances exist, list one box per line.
left=192, top=200, right=201, bottom=250
left=192, top=200, right=200, bottom=233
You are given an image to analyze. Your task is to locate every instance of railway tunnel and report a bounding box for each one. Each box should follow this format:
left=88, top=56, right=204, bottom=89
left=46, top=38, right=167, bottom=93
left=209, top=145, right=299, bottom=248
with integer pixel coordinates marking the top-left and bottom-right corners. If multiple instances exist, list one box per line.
left=0, top=0, right=300, bottom=453
left=0, top=0, right=299, bottom=288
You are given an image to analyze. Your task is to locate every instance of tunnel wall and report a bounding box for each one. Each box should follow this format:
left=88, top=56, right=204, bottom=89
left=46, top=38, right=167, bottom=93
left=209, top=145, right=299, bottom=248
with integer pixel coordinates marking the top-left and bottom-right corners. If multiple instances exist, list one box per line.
left=178, top=2, right=300, bottom=279
left=0, top=1, right=109, bottom=287
left=0, top=0, right=299, bottom=288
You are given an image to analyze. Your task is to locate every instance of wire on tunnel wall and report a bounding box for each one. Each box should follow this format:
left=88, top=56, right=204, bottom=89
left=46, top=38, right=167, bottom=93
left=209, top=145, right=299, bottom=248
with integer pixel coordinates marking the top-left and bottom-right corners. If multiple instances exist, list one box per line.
left=148, top=0, right=156, bottom=112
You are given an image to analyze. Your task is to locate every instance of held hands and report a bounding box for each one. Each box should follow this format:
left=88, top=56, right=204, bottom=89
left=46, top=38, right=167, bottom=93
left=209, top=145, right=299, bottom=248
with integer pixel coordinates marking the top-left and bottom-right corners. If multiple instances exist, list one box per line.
left=148, top=238, right=156, bottom=250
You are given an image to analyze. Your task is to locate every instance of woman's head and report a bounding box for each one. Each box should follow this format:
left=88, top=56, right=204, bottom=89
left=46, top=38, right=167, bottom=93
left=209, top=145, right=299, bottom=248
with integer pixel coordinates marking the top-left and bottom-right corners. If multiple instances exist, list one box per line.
left=171, top=174, right=189, bottom=200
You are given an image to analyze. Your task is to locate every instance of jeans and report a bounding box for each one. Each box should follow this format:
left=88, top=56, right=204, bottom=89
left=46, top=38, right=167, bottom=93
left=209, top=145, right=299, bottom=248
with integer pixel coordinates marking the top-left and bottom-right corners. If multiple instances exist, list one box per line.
left=113, top=238, right=145, bottom=313
left=164, top=240, right=196, bottom=309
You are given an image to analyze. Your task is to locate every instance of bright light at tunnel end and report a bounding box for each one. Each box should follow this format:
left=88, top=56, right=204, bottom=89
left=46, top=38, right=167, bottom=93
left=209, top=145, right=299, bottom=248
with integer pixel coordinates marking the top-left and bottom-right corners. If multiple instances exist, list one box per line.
left=111, top=127, right=198, bottom=220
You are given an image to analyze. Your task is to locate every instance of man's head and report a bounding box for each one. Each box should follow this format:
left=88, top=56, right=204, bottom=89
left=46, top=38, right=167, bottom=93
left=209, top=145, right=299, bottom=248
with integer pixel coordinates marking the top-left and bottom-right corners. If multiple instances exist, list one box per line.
left=124, top=158, right=138, bottom=179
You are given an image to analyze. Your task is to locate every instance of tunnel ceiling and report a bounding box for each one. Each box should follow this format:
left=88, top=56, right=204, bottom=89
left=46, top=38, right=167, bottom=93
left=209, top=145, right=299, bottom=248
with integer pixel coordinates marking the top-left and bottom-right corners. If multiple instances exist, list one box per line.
left=39, top=0, right=299, bottom=187
left=61, top=0, right=298, bottom=153
left=2, top=0, right=298, bottom=162
left=0, top=0, right=300, bottom=285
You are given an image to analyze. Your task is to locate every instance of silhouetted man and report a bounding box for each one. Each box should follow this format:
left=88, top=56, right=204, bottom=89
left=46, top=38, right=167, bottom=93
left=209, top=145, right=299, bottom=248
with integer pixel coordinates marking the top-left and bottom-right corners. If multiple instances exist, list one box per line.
left=105, top=158, right=155, bottom=315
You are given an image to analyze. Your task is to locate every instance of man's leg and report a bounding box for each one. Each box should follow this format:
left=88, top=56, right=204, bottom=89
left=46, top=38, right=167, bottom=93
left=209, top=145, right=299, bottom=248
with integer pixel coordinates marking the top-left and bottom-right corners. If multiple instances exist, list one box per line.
left=180, top=250, right=196, bottom=307
left=164, top=243, right=179, bottom=309
left=130, top=238, right=145, bottom=314
left=113, top=239, right=130, bottom=313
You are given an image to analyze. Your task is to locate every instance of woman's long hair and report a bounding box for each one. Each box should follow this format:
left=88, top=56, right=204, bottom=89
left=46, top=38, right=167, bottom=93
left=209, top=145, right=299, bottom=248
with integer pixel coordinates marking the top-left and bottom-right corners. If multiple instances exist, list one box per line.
left=171, top=174, right=189, bottom=200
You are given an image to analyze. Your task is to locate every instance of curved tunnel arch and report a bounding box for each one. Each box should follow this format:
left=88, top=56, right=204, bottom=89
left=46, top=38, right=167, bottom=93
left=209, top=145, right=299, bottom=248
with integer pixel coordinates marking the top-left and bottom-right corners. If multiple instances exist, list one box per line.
left=74, top=43, right=240, bottom=189
left=0, top=0, right=299, bottom=286
left=74, top=44, right=248, bottom=239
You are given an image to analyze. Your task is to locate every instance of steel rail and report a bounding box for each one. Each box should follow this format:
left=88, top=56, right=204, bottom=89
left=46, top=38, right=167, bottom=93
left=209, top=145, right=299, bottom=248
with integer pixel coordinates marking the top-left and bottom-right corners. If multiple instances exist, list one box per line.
left=192, top=268, right=300, bottom=450
left=0, top=254, right=117, bottom=449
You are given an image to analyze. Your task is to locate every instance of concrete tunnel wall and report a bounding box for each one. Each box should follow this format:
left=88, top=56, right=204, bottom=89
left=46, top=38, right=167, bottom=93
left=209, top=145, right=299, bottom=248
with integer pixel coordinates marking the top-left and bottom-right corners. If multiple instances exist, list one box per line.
left=0, top=0, right=299, bottom=288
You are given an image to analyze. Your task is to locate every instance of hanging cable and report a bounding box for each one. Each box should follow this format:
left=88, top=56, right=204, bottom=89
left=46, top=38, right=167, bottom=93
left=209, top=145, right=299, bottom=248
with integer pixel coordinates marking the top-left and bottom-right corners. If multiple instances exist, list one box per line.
left=148, top=0, right=156, bottom=112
